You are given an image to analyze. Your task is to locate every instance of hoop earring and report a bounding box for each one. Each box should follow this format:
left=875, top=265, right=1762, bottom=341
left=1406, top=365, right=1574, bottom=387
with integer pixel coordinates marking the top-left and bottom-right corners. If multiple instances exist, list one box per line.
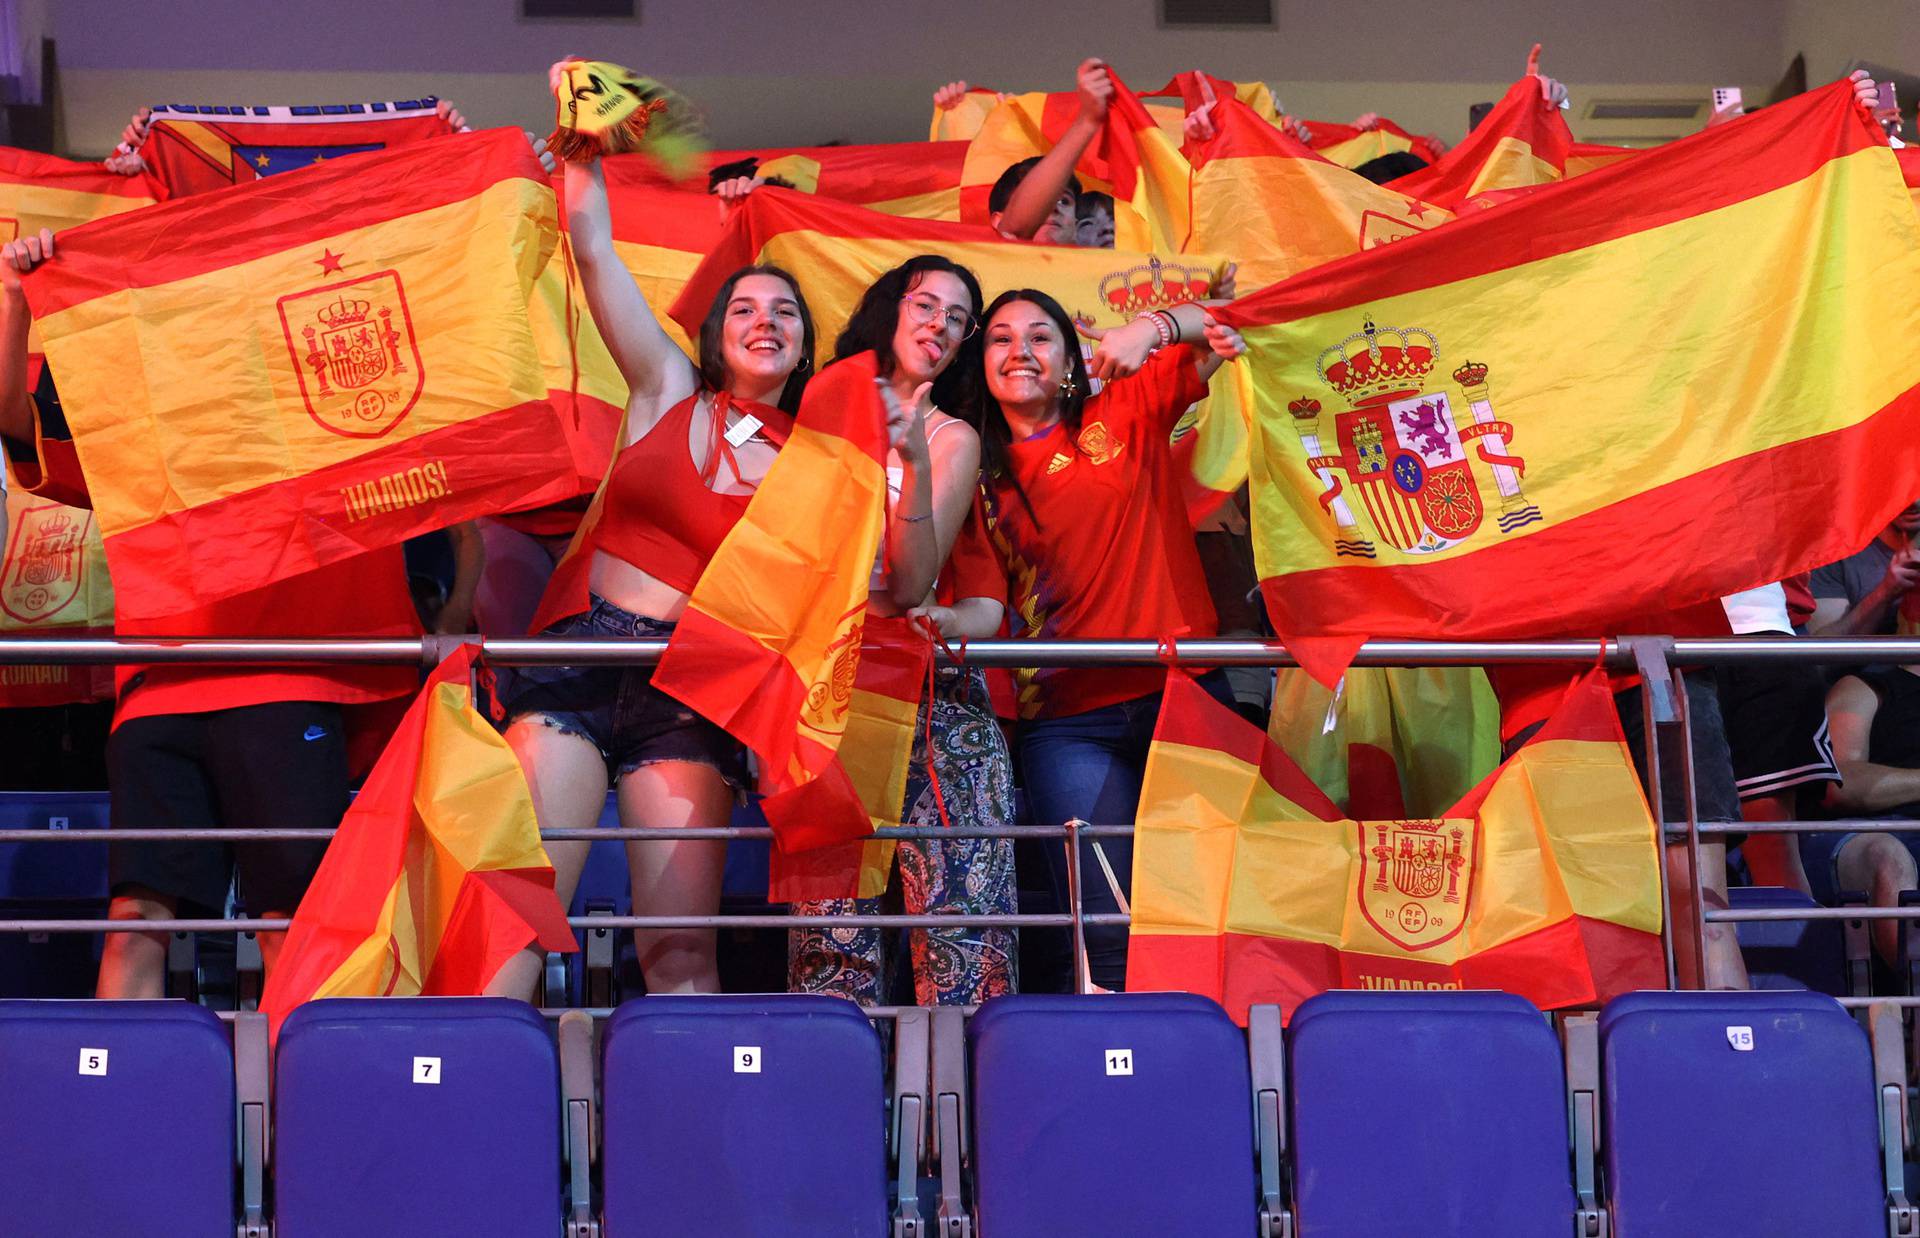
left=796, top=355, right=813, bottom=374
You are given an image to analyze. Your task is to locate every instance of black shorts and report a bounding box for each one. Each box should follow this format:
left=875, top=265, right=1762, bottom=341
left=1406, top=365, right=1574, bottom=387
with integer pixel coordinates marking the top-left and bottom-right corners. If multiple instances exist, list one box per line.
left=1714, top=661, right=1840, bottom=802
left=106, top=701, right=349, bottom=916
left=505, top=594, right=749, bottom=790
left=1614, top=674, right=1742, bottom=844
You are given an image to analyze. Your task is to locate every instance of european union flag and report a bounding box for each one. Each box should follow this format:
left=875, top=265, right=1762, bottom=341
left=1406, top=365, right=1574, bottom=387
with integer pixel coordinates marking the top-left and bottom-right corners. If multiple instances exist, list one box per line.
left=233, top=144, right=385, bottom=176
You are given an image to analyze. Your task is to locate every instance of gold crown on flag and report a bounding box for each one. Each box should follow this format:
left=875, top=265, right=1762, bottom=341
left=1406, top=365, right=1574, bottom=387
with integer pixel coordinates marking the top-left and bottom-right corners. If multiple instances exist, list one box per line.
left=1453, top=361, right=1489, bottom=386
left=1317, top=317, right=1439, bottom=407
left=1099, top=256, right=1215, bottom=315
left=1287, top=396, right=1323, bottom=418
left=1394, top=819, right=1446, bottom=834
left=318, top=296, right=373, bottom=329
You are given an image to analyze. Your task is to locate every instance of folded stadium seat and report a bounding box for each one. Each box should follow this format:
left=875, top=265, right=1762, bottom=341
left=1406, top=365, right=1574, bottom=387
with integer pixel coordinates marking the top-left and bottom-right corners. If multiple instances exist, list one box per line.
left=274, top=997, right=564, bottom=1237
left=1286, top=990, right=1576, bottom=1235
left=0, top=792, right=110, bottom=996
left=1601, top=990, right=1887, bottom=1236
left=0, top=999, right=234, bottom=1237
left=1729, top=885, right=1848, bottom=994
left=966, top=993, right=1256, bottom=1237
left=601, top=994, right=891, bottom=1236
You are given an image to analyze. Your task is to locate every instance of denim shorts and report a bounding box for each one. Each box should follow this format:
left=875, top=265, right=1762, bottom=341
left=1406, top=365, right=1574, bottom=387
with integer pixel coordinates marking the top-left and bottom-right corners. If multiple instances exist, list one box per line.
left=505, top=594, right=749, bottom=789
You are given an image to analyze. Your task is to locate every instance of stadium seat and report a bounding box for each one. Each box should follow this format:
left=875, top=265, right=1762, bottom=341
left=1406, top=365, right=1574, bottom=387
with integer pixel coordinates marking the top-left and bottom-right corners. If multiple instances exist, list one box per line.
left=0, top=792, right=110, bottom=996
left=600, top=993, right=891, bottom=1236
left=273, top=997, right=564, bottom=1237
left=965, top=992, right=1256, bottom=1237
left=1600, top=990, right=1887, bottom=1236
left=0, top=999, right=235, bottom=1237
left=1730, top=885, right=1848, bottom=994
left=1286, top=990, right=1577, bottom=1235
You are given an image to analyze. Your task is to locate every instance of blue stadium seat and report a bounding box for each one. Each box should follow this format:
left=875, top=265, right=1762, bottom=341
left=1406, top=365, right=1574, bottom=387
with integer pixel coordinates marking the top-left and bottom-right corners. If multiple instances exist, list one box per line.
left=1730, top=885, right=1847, bottom=994
left=967, top=992, right=1255, bottom=1237
left=0, top=999, right=234, bottom=1237
left=1601, top=990, right=1886, bottom=1236
left=1287, top=990, right=1575, bottom=1236
left=600, top=993, right=889, bottom=1236
left=0, top=790, right=110, bottom=899
left=274, top=997, right=563, bottom=1237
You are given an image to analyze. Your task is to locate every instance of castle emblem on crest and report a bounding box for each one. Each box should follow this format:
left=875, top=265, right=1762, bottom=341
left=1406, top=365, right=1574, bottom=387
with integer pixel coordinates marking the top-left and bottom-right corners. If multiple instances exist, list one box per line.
left=1290, top=317, right=1542, bottom=558
left=1, top=503, right=89, bottom=625
left=278, top=269, right=424, bottom=439
left=1357, top=819, right=1476, bottom=951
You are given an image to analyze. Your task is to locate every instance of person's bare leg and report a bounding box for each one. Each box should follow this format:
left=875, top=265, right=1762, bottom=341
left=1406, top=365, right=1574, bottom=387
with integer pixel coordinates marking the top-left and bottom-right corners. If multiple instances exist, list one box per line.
left=617, top=761, right=733, bottom=994
left=1835, top=834, right=1919, bottom=967
left=1739, top=793, right=1812, bottom=894
left=1667, top=842, right=1748, bottom=990
left=94, top=886, right=175, bottom=999
left=484, top=719, right=610, bottom=998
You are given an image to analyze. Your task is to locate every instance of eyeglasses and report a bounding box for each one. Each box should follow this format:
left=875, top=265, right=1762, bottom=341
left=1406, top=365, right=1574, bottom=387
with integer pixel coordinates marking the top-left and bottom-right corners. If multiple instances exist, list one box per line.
left=900, top=293, right=979, bottom=341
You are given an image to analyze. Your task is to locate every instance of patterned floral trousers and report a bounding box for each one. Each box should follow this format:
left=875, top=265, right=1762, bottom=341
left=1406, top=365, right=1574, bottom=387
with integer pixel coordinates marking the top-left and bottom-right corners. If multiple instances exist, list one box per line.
left=789, top=666, right=1018, bottom=1006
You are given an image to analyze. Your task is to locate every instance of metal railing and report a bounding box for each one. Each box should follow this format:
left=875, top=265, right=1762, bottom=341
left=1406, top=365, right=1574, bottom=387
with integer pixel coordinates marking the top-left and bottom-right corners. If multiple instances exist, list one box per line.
left=5, top=633, right=1920, bottom=1000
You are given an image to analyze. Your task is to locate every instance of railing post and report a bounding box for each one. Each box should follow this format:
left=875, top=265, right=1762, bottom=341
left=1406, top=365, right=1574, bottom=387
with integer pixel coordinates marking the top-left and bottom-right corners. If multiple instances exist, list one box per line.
left=1065, top=819, right=1091, bottom=995
left=1625, top=635, right=1681, bottom=990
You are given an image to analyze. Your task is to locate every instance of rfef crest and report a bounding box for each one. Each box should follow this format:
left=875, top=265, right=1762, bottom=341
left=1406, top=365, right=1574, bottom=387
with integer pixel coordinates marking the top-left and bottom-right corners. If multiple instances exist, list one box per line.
left=1356, top=818, right=1476, bottom=951
left=278, top=269, right=424, bottom=439
left=1290, top=317, right=1542, bottom=559
left=1, top=503, right=89, bottom=625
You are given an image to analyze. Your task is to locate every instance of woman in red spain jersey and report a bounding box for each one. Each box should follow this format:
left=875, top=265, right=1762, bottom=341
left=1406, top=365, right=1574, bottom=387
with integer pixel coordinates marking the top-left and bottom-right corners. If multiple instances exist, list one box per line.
left=962, top=289, right=1244, bottom=990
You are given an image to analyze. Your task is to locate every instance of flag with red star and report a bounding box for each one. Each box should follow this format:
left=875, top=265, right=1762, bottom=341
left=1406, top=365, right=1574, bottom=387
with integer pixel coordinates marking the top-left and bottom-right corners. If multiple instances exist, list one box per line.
left=138, top=98, right=456, bottom=199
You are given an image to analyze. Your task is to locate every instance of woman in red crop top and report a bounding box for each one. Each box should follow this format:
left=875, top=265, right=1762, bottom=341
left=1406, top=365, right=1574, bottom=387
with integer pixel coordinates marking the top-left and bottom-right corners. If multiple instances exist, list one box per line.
left=785, top=255, right=1021, bottom=1006
left=492, top=84, right=841, bottom=999
left=962, top=289, right=1247, bottom=990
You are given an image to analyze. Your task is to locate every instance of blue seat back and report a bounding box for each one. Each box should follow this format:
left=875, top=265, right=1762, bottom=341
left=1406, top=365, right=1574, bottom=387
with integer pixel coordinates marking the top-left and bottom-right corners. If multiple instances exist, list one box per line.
left=0, top=791, right=109, bottom=899
left=968, top=993, right=1255, bottom=1238
left=601, top=994, right=888, bottom=1237
left=1730, top=886, right=1846, bottom=994
left=274, top=997, right=562, bottom=1237
left=1600, top=990, right=1884, bottom=1237
left=0, top=999, right=233, bottom=1237
left=1288, top=990, right=1573, bottom=1236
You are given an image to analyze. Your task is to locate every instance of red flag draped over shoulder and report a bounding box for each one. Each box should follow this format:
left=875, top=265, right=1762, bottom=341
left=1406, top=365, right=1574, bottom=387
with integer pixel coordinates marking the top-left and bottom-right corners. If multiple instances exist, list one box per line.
left=139, top=98, right=456, bottom=199
left=261, top=643, right=575, bottom=1040
left=1128, top=668, right=1665, bottom=1021
left=1386, top=75, right=1573, bottom=210
left=1218, top=82, right=1920, bottom=687
left=20, top=128, right=576, bottom=620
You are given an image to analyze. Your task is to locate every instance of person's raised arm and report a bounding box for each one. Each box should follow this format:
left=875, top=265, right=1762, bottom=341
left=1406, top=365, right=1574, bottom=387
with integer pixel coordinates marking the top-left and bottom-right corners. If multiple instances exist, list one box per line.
left=1084, top=301, right=1243, bottom=385
left=0, top=229, right=48, bottom=444
left=995, top=58, right=1112, bottom=240
left=1807, top=551, right=1918, bottom=636
left=884, top=406, right=983, bottom=610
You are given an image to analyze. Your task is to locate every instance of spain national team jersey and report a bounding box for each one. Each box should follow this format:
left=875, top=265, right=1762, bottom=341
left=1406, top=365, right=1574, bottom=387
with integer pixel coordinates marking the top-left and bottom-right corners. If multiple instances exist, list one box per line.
left=981, top=347, right=1218, bottom=719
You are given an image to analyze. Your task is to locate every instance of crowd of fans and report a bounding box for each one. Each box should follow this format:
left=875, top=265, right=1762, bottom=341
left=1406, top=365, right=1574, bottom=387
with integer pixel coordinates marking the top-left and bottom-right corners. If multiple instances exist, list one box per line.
left=0, top=51, right=1908, bottom=1007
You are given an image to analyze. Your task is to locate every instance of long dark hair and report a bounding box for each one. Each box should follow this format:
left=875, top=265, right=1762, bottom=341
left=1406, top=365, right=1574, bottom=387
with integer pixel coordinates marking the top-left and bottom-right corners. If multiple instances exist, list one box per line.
left=695, top=263, right=816, bottom=413
left=963, top=288, right=1091, bottom=523
left=831, top=255, right=984, bottom=415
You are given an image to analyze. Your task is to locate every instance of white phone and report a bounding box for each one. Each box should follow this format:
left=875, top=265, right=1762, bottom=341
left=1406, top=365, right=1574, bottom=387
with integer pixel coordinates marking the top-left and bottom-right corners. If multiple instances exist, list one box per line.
left=1711, top=86, right=1743, bottom=114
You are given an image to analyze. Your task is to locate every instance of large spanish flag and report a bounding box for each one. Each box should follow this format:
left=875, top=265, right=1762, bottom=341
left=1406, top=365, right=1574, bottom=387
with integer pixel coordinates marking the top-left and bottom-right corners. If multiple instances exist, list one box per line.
left=650, top=353, right=894, bottom=851
left=260, top=643, right=576, bottom=1040
left=1219, top=82, right=1920, bottom=687
left=22, top=127, right=575, bottom=620
left=1302, top=117, right=1448, bottom=170
left=1385, top=75, right=1573, bottom=210
left=931, top=87, right=1006, bottom=144
left=0, top=487, right=114, bottom=708
left=726, top=141, right=971, bottom=222
left=138, top=97, right=455, bottom=199
left=1127, top=668, right=1664, bottom=1020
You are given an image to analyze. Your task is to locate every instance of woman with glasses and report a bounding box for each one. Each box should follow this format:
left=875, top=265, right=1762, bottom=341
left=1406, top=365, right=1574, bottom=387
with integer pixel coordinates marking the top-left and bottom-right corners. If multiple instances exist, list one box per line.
left=787, top=255, right=1022, bottom=1007
left=959, top=289, right=1246, bottom=992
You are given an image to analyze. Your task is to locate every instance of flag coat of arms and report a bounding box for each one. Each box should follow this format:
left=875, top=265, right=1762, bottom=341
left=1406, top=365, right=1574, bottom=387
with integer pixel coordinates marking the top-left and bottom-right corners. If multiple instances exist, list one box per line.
left=21, top=127, right=577, bottom=619
left=1218, top=82, right=1920, bottom=685
left=1128, top=669, right=1665, bottom=1020
left=0, top=487, right=114, bottom=708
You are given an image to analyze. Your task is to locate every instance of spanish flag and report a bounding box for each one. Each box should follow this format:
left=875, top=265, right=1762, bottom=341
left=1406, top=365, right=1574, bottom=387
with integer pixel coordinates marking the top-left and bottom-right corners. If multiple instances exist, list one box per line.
left=727, top=141, right=971, bottom=222
left=1127, top=668, right=1664, bottom=1020
left=0, top=488, right=114, bottom=708
left=22, top=127, right=575, bottom=620
left=931, top=87, right=1007, bottom=143
left=1385, top=75, right=1573, bottom=209
left=650, top=353, right=894, bottom=851
left=1567, top=141, right=1642, bottom=178
left=1898, top=146, right=1920, bottom=214
left=138, top=97, right=455, bottom=199
left=1219, top=82, right=1920, bottom=687
left=260, top=643, right=576, bottom=1040
left=1302, top=117, right=1448, bottom=170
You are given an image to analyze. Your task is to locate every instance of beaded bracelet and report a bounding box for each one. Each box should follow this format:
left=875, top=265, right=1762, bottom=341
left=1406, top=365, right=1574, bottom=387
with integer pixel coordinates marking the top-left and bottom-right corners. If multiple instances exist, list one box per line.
left=1137, top=309, right=1174, bottom=350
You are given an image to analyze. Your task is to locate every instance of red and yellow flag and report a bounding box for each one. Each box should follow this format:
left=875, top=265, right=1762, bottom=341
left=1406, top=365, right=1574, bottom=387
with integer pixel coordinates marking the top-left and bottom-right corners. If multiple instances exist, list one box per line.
left=261, top=643, right=576, bottom=1040
left=1128, top=668, right=1664, bottom=1020
left=1385, top=75, right=1573, bottom=210
left=138, top=98, right=456, bottom=199
left=0, top=488, right=114, bottom=708
left=724, top=141, right=971, bottom=222
left=932, top=87, right=1009, bottom=144
left=1566, top=141, right=1642, bottom=178
left=650, top=353, right=894, bottom=851
left=1219, top=82, right=1920, bottom=686
left=22, top=127, right=575, bottom=620
left=1303, top=117, right=1448, bottom=170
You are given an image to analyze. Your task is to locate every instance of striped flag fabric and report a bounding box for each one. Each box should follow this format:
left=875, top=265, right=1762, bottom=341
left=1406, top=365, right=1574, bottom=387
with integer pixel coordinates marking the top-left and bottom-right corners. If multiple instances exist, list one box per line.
left=1127, top=668, right=1665, bottom=1019
left=1303, top=117, right=1448, bottom=170
left=1385, top=75, right=1573, bottom=209
left=21, top=127, right=575, bottom=620
left=260, top=643, right=575, bottom=1040
left=1218, top=81, right=1920, bottom=686
left=138, top=97, right=455, bottom=198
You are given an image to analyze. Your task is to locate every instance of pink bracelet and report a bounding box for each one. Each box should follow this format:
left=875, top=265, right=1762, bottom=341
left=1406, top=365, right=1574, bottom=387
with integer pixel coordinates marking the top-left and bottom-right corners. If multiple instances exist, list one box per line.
left=1137, top=310, right=1173, bottom=350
